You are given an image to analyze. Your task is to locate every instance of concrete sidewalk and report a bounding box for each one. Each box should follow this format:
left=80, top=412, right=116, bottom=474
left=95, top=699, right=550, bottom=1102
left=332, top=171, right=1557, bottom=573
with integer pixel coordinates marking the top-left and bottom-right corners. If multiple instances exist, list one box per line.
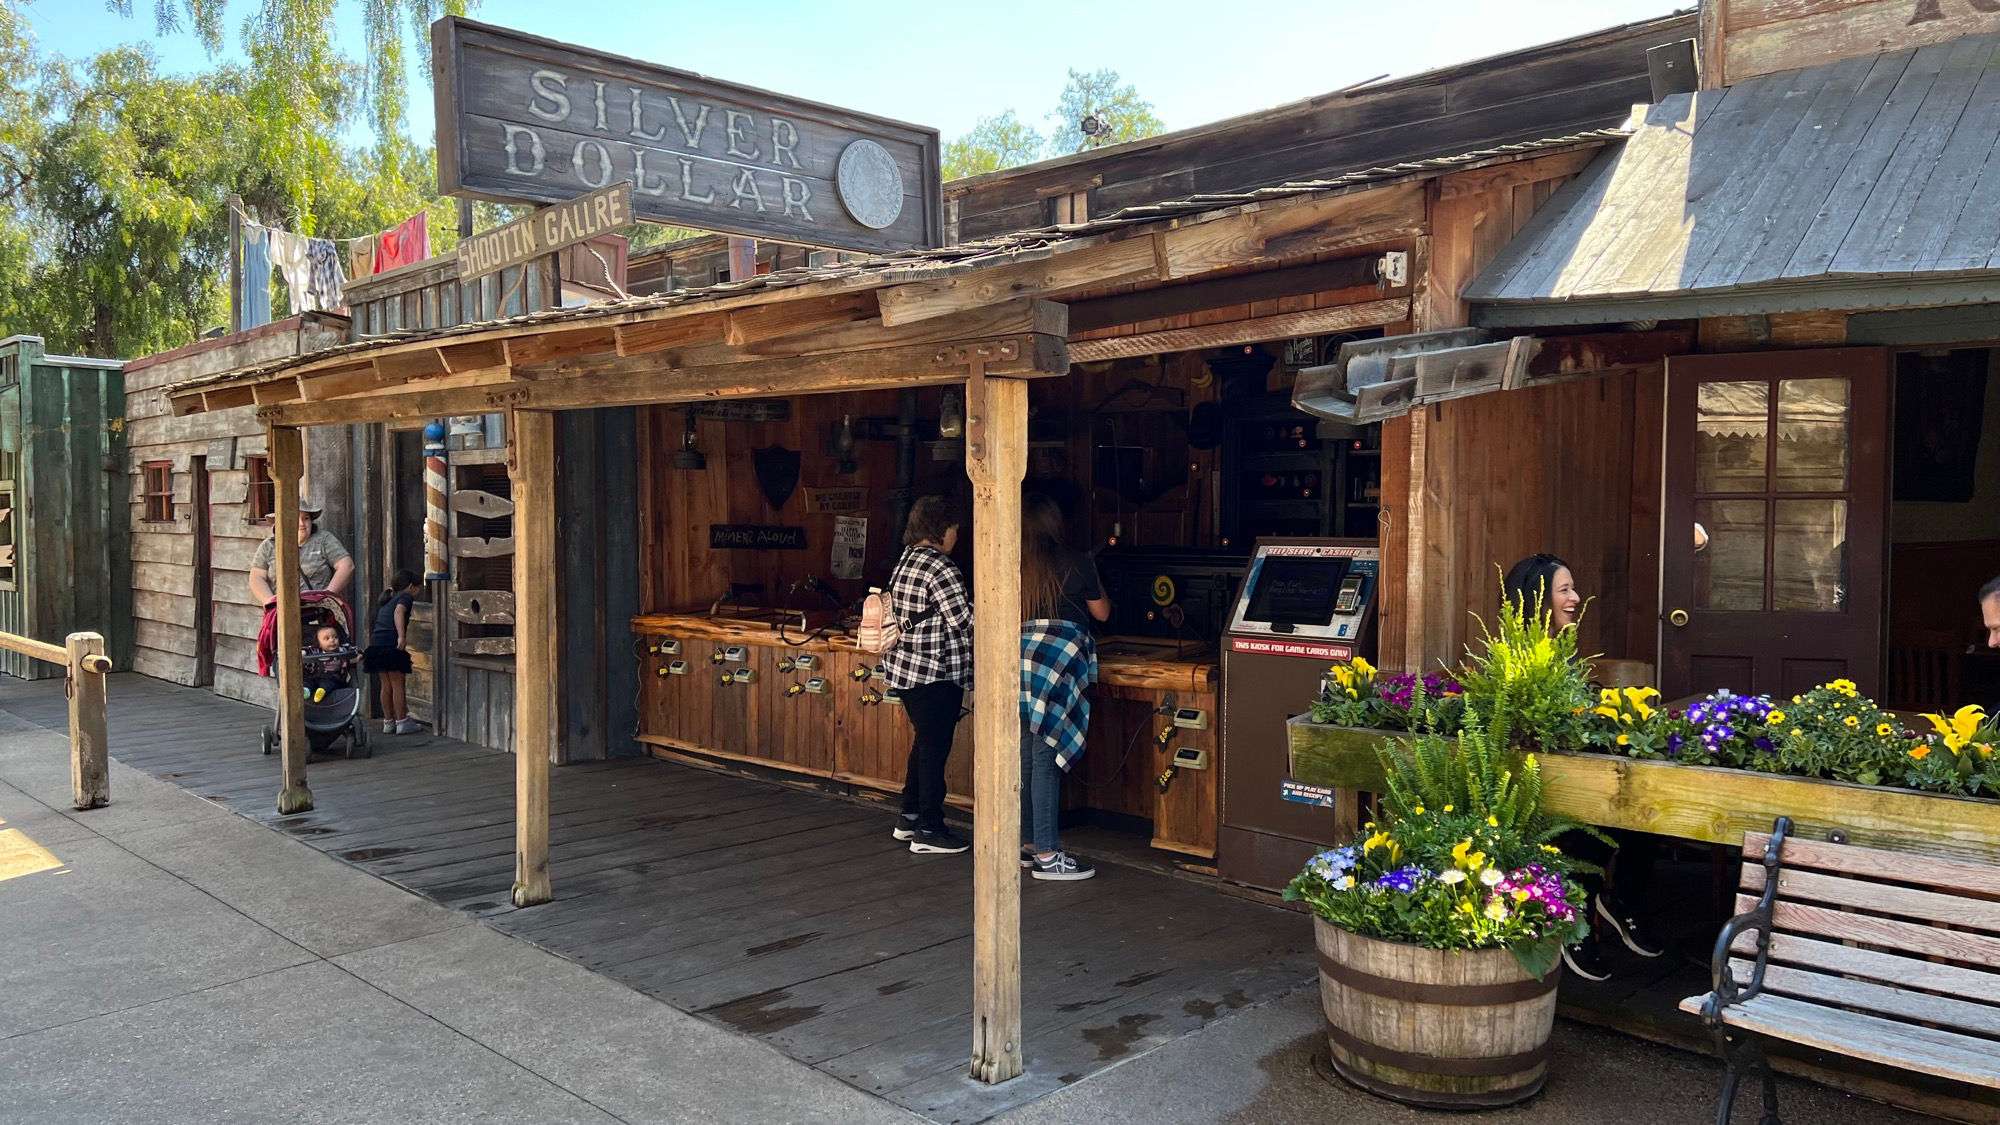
left=0, top=717, right=915, bottom=1125
left=0, top=709, right=1944, bottom=1124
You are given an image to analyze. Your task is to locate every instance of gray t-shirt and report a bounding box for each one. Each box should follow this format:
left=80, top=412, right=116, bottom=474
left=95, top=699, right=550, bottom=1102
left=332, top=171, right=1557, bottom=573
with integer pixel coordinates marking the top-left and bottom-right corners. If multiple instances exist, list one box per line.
left=252, top=528, right=351, bottom=592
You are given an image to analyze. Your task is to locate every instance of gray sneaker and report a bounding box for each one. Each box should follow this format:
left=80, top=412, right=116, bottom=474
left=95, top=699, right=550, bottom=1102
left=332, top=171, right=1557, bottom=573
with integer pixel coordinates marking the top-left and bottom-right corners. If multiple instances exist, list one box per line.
left=1029, top=851, right=1095, bottom=881
left=394, top=719, right=423, bottom=735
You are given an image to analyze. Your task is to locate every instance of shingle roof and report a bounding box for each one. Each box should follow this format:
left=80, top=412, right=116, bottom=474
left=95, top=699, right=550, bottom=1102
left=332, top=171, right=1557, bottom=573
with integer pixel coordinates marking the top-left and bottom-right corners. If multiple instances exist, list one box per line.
left=1467, top=33, right=2000, bottom=324
left=164, top=128, right=1627, bottom=398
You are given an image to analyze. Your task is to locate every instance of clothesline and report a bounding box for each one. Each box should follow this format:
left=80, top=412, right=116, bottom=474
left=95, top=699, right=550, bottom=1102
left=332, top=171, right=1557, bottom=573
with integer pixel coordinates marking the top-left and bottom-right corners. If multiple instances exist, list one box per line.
left=227, top=200, right=420, bottom=247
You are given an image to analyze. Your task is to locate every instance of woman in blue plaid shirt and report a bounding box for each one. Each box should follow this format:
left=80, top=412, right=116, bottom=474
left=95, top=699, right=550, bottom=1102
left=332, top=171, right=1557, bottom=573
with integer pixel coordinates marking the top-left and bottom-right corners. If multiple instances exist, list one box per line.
left=1018, top=493, right=1110, bottom=881
left=885, top=496, right=976, bottom=854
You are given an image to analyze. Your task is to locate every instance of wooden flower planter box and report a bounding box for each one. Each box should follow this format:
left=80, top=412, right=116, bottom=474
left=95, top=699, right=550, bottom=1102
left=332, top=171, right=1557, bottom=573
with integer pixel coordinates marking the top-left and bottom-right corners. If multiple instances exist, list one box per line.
left=1286, top=717, right=2000, bottom=866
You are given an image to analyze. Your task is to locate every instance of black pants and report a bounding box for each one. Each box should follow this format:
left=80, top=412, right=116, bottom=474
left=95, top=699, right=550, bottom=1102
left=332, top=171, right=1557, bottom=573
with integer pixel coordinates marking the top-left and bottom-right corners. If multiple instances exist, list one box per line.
left=899, top=680, right=965, bottom=832
left=1563, top=827, right=1659, bottom=933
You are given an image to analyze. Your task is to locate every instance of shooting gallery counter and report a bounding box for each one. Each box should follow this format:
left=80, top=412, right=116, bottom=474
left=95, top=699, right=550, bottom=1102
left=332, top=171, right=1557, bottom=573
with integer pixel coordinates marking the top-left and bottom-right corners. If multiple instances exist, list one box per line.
left=633, top=612, right=1223, bottom=858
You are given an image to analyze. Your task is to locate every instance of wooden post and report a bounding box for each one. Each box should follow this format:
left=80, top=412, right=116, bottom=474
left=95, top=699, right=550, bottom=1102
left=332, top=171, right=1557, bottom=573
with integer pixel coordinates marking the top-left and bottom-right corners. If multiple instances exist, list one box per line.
left=228, top=194, right=243, bottom=335
left=65, top=632, right=109, bottom=810
left=964, top=370, right=1027, bottom=1084
left=510, top=409, right=556, bottom=907
left=267, top=423, right=313, bottom=814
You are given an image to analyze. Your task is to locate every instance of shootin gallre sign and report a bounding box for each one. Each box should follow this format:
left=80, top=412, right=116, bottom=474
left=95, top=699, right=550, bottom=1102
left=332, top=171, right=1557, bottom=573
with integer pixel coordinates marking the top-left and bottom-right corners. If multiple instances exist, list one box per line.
left=432, top=18, right=942, bottom=254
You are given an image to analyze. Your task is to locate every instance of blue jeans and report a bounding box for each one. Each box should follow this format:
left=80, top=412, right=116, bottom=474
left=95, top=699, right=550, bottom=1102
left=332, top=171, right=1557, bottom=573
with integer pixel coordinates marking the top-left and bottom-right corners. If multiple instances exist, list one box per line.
left=1020, top=731, right=1062, bottom=854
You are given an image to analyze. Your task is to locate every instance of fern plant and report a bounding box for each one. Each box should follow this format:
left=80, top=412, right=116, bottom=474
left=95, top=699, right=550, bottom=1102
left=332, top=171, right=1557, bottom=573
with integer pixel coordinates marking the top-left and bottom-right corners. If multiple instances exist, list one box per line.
left=1287, top=691, right=1599, bottom=978
left=1457, top=584, right=1594, bottom=751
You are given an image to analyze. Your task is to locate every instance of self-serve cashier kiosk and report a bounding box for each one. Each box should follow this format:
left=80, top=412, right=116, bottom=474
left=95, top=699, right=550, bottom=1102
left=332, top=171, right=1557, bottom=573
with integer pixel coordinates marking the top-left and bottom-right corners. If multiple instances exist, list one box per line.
left=1218, top=537, right=1378, bottom=891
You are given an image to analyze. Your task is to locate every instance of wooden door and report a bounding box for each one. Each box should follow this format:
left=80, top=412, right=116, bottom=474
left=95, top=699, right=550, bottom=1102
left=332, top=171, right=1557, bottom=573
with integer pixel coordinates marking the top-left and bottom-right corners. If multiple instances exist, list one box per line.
left=1661, top=349, right=1889, bottom=699
left=191, top=455, right=214, bottom=687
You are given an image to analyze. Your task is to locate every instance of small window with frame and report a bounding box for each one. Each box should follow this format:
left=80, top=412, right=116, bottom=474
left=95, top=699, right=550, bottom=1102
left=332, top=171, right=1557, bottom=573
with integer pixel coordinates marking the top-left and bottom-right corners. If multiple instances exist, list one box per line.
left=143, top=461, right=175, bottom=523
left=245, top=455, right=275, bottom=522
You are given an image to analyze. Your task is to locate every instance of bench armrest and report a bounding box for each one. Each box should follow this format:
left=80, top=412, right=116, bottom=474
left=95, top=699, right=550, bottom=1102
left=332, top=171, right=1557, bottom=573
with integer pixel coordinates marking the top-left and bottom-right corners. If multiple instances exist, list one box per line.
left=1701, top=816, right=1793, bottom=1026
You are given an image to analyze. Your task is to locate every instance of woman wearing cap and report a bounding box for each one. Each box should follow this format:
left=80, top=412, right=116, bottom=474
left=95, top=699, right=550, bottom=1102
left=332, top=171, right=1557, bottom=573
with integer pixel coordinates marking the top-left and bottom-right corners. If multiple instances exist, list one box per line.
left=249, top=491, right=354, bottom=605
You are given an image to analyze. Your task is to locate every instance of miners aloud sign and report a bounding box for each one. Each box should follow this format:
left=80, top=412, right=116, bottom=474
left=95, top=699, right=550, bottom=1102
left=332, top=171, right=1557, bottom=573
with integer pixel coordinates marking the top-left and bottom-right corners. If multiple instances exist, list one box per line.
left=432, top=17, right=942, bottom=255
left=456, top=181, right=632, bottom=281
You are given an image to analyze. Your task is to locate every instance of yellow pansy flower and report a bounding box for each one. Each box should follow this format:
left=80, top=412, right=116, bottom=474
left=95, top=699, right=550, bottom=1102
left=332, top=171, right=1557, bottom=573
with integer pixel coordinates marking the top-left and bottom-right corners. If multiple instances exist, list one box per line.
left=1600, top=689, right=1620, bottom=706
left=1443, top=804, right=1454, bottom=813
left=1616, top=732, right=1631, bottom=746
left=1351, top=657, right=1376, bottom=678
left=1486, top=815, right=1498, bottom=826
left=1921, top=705, right=1987, bottom=754
left=1414, top=806, right=1425, bottom=815
left=1623, top=687, right=1659, bottom=720
left=1364, top=830, right=1391, bottom=853
left=1451, top=838, right=1487, bottom=871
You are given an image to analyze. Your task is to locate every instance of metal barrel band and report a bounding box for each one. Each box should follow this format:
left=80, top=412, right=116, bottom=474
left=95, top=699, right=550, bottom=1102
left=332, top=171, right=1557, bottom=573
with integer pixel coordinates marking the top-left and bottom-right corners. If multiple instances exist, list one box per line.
left=1316, top=947, right=1560, bottom=1005
left=1325, top=1020, right=1551, bottom=1078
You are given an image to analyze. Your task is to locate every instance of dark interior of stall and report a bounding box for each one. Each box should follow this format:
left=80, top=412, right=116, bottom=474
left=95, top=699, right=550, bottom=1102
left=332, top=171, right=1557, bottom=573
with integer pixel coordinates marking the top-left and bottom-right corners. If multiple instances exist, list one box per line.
left=1885, top=346, right=2000, bottom=712
left=632, top=334, right=1383, bottom=861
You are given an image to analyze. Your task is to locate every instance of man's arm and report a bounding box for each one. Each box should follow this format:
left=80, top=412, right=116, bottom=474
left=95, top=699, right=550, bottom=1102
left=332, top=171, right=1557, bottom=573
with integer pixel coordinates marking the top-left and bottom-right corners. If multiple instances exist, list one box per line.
left=327, top=555, right=355, bottom=597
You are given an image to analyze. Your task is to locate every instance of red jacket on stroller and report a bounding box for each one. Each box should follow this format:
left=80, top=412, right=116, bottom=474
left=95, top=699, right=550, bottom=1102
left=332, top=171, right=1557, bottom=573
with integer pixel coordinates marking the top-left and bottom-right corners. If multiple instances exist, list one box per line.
left=256, top=589, right=355, bottom=677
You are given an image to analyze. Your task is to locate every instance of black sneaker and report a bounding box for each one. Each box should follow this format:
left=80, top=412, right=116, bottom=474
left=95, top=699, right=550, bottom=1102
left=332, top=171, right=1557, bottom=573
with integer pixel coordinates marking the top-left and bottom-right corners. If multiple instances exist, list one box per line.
left=1020, top=846, right=1036, bottom=870
left=1561, top=940, right=1614, bottom=983
left=909, top=828, right=970, bottom=854
left=1029, top=851, right=1095, bottom=881
left=892, top=816, right=920, bottom=841
left=1596, top=897, right=1668, bottom=958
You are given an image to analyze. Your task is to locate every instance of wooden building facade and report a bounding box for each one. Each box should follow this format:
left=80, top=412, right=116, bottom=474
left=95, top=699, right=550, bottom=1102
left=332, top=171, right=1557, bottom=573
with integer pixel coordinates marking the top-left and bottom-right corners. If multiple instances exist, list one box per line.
left=0, top=336, right=131, bottom=678
left=122, top=315, right=352, bottom=704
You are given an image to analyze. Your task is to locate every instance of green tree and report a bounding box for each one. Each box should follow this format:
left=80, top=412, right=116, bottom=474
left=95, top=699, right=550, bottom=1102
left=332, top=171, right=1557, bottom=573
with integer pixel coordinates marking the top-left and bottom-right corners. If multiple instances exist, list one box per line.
left=106, top=0, right=475, bottom=220
left=942, top=110, right=1046, bottom=180
left=1048, top=68, right=1163, bottom=154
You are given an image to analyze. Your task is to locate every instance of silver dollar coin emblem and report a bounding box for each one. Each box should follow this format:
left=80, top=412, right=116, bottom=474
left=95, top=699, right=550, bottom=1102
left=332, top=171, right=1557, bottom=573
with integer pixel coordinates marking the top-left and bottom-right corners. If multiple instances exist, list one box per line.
left=836, top=140, right=904, bottom=230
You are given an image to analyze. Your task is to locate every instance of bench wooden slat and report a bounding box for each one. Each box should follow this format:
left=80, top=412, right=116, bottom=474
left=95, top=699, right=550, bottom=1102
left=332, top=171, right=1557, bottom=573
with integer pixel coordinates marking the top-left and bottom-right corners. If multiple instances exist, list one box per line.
left=1730, top=959, right=2000, bottom=1038
left=1745, top=831, right=2000, bottom=897
left=1676, top=993, right=2000, bottom=1089
left=1731, top=894, right=2000, bottom=970
left=1729, top=932, right=2000, bottom=1007
left=1740, top=866, right=2000, bottom=933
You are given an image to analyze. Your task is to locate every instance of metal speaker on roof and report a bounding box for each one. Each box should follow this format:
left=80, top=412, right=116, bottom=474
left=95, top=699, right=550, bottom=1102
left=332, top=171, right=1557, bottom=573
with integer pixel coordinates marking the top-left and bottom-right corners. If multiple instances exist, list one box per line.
left=1080, top=113, right=1107, bottom=138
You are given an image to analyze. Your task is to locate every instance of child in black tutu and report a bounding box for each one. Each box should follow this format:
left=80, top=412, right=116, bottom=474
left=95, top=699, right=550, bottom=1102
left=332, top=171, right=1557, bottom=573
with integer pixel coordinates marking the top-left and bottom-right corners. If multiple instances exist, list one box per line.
left=366, top=569, right=422, bottom=735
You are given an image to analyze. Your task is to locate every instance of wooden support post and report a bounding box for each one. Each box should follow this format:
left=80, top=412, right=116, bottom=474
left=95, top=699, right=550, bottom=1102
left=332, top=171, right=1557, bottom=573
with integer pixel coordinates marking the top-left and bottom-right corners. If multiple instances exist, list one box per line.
left=964, top=370, right=1027, bottom=1085
left=65, top=632, right=109, bottom=810
left=267, top=424, right=313, bottom=814
left=510, top=409, right=556, bottom=907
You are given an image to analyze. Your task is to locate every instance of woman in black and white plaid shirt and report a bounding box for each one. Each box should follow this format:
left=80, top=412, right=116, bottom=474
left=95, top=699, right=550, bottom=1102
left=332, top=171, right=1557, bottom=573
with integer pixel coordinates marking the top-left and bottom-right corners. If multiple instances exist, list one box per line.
left=884, top=495, right=975, bottom=854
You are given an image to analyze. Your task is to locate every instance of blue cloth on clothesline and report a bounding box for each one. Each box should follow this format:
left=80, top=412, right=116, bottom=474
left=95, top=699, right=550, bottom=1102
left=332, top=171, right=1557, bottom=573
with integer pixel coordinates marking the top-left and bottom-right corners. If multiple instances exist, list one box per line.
left=241, top=226, right=273, bottom=328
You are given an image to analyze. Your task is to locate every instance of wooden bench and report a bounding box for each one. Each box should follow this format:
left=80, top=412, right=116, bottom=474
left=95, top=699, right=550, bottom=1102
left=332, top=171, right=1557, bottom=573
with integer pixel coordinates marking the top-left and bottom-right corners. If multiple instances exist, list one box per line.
left=1681, top=816, right=2000, bottom=1125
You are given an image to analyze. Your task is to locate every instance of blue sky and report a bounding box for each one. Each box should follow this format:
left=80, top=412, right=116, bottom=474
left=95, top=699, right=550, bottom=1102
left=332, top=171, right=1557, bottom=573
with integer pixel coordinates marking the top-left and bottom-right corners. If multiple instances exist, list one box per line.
left=22, top=0, right=1681, bottom=147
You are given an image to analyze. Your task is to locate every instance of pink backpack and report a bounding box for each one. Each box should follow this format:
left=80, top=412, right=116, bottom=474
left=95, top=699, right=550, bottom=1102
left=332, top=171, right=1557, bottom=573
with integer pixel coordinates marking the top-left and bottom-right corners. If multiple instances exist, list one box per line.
left=854, top=586, right=942, bottom=654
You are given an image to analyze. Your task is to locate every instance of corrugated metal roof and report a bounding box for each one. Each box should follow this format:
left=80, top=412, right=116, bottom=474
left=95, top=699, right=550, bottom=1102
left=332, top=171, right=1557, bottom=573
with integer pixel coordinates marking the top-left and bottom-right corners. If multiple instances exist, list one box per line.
left=1466, top=33, right=2000, bottom=323
left=163, top=129, right=1626, bottom=398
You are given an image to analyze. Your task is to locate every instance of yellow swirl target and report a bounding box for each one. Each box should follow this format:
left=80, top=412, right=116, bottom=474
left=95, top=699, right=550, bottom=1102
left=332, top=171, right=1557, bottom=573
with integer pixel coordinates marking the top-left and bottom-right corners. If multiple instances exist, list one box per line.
left=1150, top=574, right=1176, bottom=606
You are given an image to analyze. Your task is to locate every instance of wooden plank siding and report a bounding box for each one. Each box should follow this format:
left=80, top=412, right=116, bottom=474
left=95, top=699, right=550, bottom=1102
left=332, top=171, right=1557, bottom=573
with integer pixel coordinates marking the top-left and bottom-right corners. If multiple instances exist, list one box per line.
left=122, top=314, right=351, bottom=704
left=1709, top=0, right=2000, bottom=88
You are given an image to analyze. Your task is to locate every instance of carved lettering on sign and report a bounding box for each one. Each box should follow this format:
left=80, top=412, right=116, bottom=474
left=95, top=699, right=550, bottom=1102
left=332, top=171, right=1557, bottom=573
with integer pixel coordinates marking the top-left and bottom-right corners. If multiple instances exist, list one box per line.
left=434, top=17, right=942, bottom=253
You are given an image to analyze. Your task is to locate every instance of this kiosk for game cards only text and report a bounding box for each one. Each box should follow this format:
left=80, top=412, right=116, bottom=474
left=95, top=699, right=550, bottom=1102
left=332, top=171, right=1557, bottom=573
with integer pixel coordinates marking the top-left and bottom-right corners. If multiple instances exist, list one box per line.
left=1217, top=537, right=1378, bottom=891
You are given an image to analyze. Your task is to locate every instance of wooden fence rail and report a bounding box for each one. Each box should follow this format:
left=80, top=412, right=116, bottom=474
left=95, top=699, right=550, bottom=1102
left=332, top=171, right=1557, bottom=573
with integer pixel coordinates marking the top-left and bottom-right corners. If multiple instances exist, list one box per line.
left=0, top=630, right=112, bottom=809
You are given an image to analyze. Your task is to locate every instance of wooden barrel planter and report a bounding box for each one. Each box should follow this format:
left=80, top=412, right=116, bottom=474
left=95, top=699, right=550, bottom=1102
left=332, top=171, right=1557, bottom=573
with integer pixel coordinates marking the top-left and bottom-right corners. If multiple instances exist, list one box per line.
left=1315, top=917, right=1559, bottom=1108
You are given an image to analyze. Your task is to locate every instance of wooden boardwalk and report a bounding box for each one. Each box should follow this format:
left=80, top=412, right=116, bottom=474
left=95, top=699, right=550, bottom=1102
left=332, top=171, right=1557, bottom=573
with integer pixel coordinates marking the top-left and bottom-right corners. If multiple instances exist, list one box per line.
left=1, top=674, right=1313, bottom=1123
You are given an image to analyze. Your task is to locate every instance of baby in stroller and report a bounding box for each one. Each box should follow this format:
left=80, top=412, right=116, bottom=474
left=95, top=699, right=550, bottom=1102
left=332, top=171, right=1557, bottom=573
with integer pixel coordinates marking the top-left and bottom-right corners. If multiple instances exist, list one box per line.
left=304, top=623, right=353, bottom=702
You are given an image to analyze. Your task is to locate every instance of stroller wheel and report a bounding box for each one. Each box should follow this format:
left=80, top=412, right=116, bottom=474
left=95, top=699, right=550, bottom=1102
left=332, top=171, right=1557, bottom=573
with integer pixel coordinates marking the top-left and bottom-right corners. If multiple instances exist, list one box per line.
left=347, top=717, right=372, bottom=759
left=261, top=726, right=276, bottom=756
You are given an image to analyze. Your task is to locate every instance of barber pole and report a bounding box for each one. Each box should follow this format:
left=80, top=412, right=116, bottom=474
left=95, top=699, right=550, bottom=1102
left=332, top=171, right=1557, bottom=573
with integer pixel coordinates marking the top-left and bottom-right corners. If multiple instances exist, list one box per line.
left=423, top=420, right=449, bottom=581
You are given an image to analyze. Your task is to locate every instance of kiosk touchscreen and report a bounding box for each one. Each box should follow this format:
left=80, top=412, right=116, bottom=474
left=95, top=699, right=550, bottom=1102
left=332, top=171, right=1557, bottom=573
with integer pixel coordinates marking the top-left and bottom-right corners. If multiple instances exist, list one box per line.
left=1218, top=538, right=1379, bottom=891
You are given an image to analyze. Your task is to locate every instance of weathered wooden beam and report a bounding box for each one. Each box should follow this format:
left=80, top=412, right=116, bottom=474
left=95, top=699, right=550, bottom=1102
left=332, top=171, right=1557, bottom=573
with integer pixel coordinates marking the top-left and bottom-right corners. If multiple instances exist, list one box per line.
left=454, top=636, right=518, bottom=655
left=671, top=299, right=1068, bottom=365
left=1069, top=298, right=1409, bottom=363
left=1528, top=328, right=1695, bottom=376
left=374, top=347, right=452, bottom=383
left=439, top=338, right=509, bottom=372
left=250, top=377, right=302, bottom=406
left=266, top=423, right=312, bottom=815
left=722, top=292, right=879, bottom=346
left=613, top=312, right=729, bottom=356
left=449, top=589, right=516, bottom=625
left=448, top=488, right=515, bottom=518
left=878, top=180, right=1425, bottom=326
left=262, top=333, right=1069, bottom=426
left=965, top=372, right=1026, bottom=1085
left=197, top=385, right=257, bottom=414
left=510, top=411, right=554, bottom=907
left=300, top=361, right=393, bottom=401
left=503, top=326, right=618, bottom=367
left=450, top=535, right=516, bottom=558
left=1068, top=256, right=1382, bottom=334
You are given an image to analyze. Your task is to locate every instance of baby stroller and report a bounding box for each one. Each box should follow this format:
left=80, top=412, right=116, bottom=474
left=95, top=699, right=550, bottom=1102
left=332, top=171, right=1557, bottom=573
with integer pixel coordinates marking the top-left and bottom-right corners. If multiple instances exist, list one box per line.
left=257, top=589, right=370, bottom=759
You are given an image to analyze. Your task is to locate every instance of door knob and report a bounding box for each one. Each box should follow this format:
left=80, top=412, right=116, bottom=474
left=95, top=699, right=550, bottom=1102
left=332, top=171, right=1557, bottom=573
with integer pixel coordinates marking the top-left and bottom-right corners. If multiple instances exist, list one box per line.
left=1668, top=609, right=1690, bottom=627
